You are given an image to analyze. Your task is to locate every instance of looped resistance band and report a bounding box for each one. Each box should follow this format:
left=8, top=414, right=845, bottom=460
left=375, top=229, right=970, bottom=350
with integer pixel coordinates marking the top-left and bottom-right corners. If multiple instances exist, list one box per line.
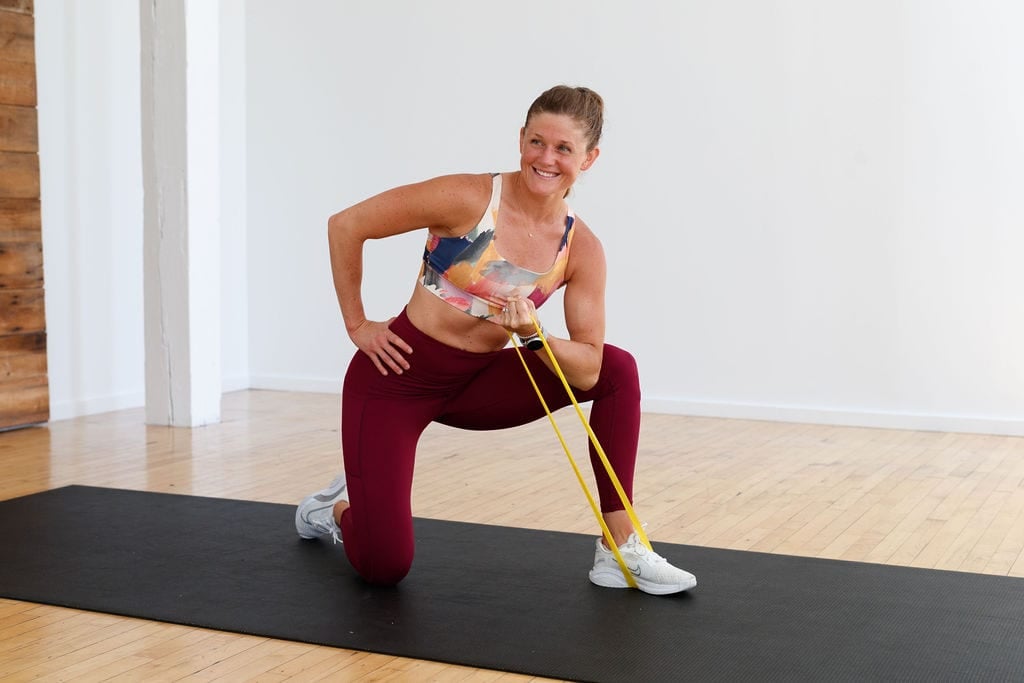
left=508, top=318, right=652, bottom=589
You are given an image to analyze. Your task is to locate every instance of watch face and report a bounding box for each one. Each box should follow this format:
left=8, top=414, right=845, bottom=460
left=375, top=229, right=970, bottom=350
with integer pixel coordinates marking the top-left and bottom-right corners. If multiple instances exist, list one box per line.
left=526, top=338, right=545, bottom=351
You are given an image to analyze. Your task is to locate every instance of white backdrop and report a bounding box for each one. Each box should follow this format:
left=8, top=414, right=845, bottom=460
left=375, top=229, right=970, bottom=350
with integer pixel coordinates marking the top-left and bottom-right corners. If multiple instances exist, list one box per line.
left=35, top=1, right=1024, bottom=435
left=36, top=0, right=249, bottom=418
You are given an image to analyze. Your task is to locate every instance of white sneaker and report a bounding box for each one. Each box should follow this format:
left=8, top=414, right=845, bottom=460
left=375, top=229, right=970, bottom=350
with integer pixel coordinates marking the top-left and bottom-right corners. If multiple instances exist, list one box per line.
left=588, top=532, right=696, bottom=595
left=295, top=473, right=347, bottom=543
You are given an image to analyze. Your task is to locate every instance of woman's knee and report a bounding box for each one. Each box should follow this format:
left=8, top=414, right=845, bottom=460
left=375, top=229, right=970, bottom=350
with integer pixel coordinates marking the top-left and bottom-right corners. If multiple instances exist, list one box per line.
left=350, top=542, right=414, bottom=586
left=599, top=345, right=640, bottom=394
left=360, top=558, right=413, bottom=586
left=340, top=500, right=415, bottom=585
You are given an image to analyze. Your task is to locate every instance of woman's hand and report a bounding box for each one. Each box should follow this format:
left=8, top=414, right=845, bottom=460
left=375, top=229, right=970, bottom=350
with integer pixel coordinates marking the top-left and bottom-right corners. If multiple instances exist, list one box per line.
left=499, top=296, right=543, bottom=338
left=350, top=318, right=413, bottom=376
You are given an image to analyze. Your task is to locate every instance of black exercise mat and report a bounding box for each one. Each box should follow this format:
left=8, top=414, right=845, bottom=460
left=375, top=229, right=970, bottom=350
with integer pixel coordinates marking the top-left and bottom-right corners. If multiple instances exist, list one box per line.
left=2, top=486, right=1024, bottom=682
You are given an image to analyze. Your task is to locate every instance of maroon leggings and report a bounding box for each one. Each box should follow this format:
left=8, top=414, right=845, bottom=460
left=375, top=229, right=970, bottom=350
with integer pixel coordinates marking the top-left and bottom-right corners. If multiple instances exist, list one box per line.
left=338, top=308, right=641, bottom=585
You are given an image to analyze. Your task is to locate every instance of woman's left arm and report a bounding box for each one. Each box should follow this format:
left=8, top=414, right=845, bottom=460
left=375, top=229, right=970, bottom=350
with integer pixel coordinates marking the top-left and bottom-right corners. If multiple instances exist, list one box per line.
left=506, top=222, right=606, bottom=390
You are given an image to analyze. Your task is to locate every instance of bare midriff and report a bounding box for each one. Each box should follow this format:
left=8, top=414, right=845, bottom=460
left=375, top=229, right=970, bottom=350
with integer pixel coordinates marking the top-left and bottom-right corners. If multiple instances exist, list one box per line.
left=405, top=285, right=511, bottom=353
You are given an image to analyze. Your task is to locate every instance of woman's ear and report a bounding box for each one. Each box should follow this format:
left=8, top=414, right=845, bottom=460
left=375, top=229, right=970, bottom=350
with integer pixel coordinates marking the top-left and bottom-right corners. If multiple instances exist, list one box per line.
left=581, top=147, right=600, bottom=171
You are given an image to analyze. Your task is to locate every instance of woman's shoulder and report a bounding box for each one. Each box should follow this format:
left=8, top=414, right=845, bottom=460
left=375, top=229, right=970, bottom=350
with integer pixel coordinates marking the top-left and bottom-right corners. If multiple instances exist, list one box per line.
left=565, top=214, right=605, bottom=272
left=405, top=173, right=497, bottom=234
left=568, top=214, right=601, bottom=247
left=417, top=172, right=495, bottom=197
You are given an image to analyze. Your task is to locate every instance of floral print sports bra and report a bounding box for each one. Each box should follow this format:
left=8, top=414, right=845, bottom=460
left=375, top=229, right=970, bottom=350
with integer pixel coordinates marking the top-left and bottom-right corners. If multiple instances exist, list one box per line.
left=419, top=173, right=575, bottom=319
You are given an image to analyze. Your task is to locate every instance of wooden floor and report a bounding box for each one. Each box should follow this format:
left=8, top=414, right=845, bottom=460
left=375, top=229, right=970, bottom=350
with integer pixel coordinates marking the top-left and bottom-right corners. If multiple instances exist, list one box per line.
left=2, top=389, right=1024, bottom=681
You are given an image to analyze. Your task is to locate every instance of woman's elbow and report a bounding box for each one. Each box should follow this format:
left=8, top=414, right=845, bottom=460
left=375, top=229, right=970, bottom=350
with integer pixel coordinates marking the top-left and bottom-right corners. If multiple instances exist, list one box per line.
left=328, top=210, right=362, bottom=252
left=574, top=354, right=603, bottom=391
left=575, top=372, right=600, bottom=392
left=327, top=210, right=347, bottom=237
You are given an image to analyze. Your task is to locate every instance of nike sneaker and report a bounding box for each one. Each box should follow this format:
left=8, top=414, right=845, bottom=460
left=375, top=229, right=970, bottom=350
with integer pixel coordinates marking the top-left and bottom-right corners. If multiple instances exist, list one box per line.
left=295, top=473, right=347, bottom=543
left=588, top=532, right=696, bottom=595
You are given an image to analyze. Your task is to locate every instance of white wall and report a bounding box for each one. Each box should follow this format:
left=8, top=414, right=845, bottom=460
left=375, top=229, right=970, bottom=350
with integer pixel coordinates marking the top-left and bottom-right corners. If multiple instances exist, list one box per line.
left=246, top=1, right=1023, bottom=435
left=36, top=0, right=145, bottom=419
left=34, top=1, right=1024, bottom=435
left=245, top=0, right=1024, bottom=436
left=219, top=0, right=249, bottom=391
left=36, top=0, right=248, bottom=419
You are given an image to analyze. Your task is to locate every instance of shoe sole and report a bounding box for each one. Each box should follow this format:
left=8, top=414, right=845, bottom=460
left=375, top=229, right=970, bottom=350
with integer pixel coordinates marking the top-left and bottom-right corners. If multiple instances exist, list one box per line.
left=589, top=568, right=697, bottom=595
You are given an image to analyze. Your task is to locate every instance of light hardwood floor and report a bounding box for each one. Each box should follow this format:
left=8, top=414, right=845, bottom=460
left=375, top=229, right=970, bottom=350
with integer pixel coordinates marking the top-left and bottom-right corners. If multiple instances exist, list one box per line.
left=2, top=389, right=1023, bottom=681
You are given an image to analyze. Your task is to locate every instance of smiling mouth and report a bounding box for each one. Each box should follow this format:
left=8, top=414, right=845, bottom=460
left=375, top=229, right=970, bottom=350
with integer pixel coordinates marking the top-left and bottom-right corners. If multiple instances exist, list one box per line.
left=533, top=168, right=559, bottom=179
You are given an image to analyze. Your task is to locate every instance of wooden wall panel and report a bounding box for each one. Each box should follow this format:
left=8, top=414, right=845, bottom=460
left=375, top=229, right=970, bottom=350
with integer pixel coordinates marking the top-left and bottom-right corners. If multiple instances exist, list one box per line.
left=0, top=103, right=37, bottom=150
left=0, top=346, right=45, bottom=381
left=0, top=288, right=44, bottom=334
left=0, top=58, right=34, bottom=106
left=0, top=0, right=46, bottom=429
left=0, top=8, right=34, bottom=63
left=0, top=242, right=42, bottom=288
left=0, top=197, right=40, bottom=236
left=0, top=381, right=47, bottom=426
left=0, top=329, right=43, bottom=354
left=0, top=151, right=38, bottom=197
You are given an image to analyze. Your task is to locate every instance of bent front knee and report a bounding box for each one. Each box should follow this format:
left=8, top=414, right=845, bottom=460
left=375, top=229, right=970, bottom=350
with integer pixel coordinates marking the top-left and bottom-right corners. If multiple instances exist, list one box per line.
left=600, top=345, right=640, bottom=393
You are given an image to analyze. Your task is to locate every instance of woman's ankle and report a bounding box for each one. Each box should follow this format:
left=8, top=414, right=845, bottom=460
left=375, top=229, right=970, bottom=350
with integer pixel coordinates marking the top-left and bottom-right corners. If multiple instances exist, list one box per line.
left=333, top=500, right=350, bottom=525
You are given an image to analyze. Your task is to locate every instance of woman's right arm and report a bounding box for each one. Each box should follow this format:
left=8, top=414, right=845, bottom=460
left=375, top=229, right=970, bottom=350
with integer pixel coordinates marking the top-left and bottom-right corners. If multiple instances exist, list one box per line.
left=327, top=173, right=486, bottom=375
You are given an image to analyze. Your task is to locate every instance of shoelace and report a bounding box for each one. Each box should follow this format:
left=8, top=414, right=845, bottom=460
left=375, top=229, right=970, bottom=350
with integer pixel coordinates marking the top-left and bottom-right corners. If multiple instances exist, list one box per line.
left=319, top=523, right=342, bottom=545
left=308, top=513, right=343, bottom=544
left=625, top=530, right=667, bottom=565
left=641, top=548, right=668, bottom=565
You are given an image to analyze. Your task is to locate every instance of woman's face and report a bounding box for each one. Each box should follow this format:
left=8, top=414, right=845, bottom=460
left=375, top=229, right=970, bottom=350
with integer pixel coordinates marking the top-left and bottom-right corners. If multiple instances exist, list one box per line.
left=518, top=112, right=599, bottom=198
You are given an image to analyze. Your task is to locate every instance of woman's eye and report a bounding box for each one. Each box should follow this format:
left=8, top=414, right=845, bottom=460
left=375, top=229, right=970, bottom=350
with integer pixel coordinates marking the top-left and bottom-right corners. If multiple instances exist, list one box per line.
left=558, top=145, right=572, bottom=153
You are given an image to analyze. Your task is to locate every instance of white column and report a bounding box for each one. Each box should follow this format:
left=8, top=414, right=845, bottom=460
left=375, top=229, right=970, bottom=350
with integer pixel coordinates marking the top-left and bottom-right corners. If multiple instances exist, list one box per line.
left=140, top=0, right=221, bottom=427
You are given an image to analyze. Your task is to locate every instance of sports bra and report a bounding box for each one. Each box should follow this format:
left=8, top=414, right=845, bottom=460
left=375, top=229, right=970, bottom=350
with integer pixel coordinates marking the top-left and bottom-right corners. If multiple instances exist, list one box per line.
left=419, top=173, right=575, bottom=319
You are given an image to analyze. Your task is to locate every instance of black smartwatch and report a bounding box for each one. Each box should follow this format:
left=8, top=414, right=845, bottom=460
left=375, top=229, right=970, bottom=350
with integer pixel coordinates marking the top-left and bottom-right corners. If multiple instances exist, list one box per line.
left=518, top=327, right=546, bottom=351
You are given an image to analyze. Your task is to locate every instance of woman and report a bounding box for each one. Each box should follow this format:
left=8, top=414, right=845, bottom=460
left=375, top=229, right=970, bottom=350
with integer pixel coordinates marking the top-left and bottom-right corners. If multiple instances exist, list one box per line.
left=296, top=85, right=696, bottom=595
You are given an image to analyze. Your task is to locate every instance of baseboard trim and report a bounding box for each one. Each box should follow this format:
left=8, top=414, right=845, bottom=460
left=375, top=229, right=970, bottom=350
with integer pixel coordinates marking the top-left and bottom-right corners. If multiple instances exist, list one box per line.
left=49, top=391, right=147, bottom=421
left=247, top=374, right=341, bottom=394
left=642, top=398, right=1024, bottom=437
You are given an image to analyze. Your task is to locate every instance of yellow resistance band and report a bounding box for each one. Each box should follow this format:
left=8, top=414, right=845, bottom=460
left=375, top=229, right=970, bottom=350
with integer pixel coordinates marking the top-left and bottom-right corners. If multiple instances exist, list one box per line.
left=508, top=318, right=652, bottom=589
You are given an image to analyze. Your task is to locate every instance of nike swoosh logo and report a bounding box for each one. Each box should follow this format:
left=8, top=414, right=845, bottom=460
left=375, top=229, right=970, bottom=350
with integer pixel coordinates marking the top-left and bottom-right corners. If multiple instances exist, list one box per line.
left=628, top=563, right=642, bottom=576
left=313, top=486, right=346, bottom=502
left=301, top=503, right=334, bottom=524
